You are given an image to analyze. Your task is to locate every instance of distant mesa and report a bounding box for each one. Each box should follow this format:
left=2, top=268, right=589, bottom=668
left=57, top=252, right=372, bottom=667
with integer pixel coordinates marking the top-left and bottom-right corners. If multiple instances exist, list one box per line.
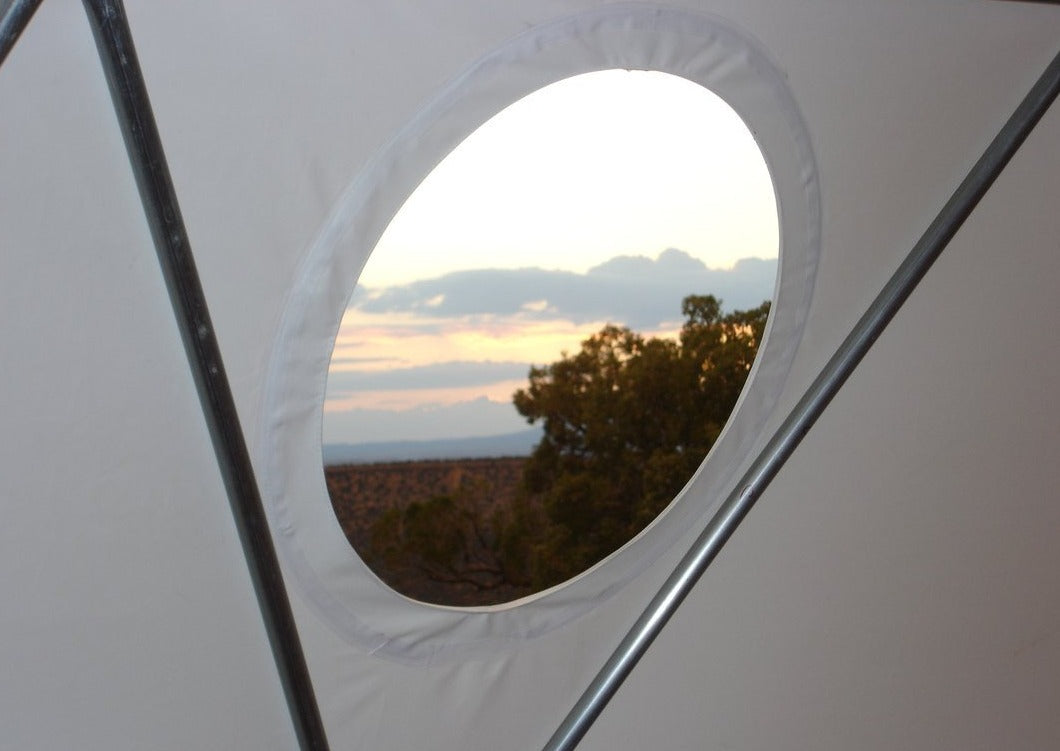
left=322, top=427, right=543, bottom=465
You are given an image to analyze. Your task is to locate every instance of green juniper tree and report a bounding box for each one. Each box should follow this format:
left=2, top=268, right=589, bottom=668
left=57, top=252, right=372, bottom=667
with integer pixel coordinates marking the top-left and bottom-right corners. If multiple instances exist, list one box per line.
left=508, top=295, right=770, bottom=588
left=368, top=295, right=770, bottom=600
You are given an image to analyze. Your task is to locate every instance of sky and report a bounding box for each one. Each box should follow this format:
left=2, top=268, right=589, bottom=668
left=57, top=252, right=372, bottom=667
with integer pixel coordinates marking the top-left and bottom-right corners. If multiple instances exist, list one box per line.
left=323, top=70, right=779, bottom=447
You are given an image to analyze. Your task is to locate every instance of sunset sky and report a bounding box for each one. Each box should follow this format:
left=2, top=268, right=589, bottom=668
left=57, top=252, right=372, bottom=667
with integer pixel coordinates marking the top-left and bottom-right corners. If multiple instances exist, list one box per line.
left=323, top=70, right=779, bottom=446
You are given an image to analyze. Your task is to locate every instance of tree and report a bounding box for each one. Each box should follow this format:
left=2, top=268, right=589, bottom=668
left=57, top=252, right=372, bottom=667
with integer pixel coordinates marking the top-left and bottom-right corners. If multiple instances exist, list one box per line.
left=511, top=295, right=769, bottom=587
left=365, top=294, right=770, bottom=600
left=369, top=486, right=508, bottom=590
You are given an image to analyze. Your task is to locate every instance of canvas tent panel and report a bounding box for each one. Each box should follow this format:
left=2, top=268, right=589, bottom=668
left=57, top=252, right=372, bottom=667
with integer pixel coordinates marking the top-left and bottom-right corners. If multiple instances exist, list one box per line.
left=0, top=3, right=298, bottom=748
left=578, top=100, right=1060, bottom=750
left=260, top=3, right=821, bottom=663
left=1, top=1, right=1059, bottom=749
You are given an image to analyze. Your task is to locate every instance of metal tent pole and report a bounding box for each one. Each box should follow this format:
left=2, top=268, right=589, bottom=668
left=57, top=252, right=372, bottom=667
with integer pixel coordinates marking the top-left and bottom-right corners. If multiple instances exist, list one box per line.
left=0, top=0, right=44, bottom=67
left=544, top=47, right=1060, bottom=751
left=80, top=1, right=330, bottom=749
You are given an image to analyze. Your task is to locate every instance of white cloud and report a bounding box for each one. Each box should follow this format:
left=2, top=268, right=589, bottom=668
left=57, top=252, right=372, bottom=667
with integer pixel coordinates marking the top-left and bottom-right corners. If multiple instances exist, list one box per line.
left=521, top=299, right=550, bottom=313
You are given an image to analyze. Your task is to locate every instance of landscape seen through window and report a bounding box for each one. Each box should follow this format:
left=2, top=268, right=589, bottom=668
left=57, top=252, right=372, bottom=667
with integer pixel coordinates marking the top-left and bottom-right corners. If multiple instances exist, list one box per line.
left=323, top=70, right=779, bottom=605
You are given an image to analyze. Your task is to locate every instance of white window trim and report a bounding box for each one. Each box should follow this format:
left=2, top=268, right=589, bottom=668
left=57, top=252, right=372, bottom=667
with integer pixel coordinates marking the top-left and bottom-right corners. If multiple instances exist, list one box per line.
left=257, top=3, right=820, bottom=664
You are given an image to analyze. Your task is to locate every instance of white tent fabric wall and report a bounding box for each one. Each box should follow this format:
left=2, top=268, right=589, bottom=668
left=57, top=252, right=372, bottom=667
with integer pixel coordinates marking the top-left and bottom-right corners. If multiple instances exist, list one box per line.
left=260, top=4, right=823, bottom=664
left=2, top=2, right=1058, bottom=750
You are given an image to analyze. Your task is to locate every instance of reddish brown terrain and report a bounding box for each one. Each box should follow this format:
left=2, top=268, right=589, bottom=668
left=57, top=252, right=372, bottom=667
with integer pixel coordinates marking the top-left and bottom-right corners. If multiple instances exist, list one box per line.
left=324, top=457, right=526, bottom=604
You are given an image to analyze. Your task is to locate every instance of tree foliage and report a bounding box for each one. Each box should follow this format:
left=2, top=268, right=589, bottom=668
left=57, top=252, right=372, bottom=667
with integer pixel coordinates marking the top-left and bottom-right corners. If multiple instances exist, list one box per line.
left=369, top=485, right=511, bottom=593
left=509, top=294, right=769, bottom=587
left=367, top=294, right=770, bottom=600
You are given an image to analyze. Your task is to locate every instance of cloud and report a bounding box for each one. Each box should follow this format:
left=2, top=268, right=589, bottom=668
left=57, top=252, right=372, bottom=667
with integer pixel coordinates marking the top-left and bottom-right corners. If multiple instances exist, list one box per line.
left=350, top=249, right=775, bottom=330
left=327, top=355, right=405, bottom=367
left=326, top=360, right=530, bottom=395
left=588, top=247, right=711, bottom=278
left=323, top=250, right=778, bottom=443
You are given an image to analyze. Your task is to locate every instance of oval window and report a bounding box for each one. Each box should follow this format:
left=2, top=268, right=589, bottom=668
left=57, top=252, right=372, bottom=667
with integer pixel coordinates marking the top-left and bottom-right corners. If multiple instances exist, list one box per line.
left=323, top=70, right=778, bottom=606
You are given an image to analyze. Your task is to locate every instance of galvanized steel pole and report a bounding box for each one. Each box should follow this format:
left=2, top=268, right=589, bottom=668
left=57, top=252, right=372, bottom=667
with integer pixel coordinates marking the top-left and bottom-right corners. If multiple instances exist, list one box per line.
left=80, top=2, right=330, bottom=749
left=544, top=48, right=1060, bottom=751
left=0, top=0, right=44, bottom=67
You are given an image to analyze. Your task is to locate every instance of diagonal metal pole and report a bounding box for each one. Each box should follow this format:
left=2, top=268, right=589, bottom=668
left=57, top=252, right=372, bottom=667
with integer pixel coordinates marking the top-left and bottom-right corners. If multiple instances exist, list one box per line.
left=80, top=1, right=329, bottom=749
left=544, top=48, right=1060, bottom=751
left=0, top=0, right=45, bottom=68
